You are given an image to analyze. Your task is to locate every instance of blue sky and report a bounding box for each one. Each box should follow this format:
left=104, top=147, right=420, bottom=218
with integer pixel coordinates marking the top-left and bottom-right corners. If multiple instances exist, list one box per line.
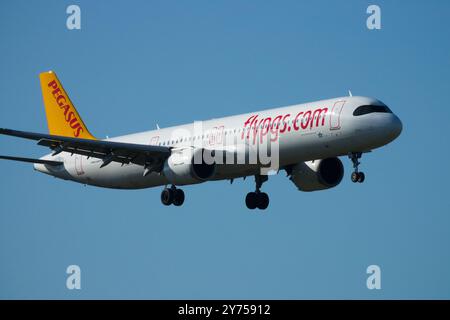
left=1, top=0, right=449, bottom=299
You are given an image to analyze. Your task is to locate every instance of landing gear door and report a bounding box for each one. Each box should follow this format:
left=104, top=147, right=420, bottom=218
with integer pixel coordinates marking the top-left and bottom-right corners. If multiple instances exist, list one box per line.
left=329, top=100, right=345, bottom=130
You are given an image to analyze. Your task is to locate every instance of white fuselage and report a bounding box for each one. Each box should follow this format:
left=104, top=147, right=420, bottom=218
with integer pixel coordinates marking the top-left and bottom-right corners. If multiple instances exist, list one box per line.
left=34, top=96, right=402, bottom=189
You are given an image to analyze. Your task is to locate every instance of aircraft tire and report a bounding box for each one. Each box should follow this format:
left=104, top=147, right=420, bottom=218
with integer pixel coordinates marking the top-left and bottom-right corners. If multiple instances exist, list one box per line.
left=173, top=189, right=185, bottom=206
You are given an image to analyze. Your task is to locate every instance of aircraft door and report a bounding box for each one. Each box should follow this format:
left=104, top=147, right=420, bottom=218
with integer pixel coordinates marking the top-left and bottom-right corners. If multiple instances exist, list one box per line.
left=329, top=100, right=345, bottom=130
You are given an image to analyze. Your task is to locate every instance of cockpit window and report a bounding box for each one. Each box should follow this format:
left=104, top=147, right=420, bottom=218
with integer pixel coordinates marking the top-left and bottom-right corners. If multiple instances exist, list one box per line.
left=353, top=104, right=392, bottom=116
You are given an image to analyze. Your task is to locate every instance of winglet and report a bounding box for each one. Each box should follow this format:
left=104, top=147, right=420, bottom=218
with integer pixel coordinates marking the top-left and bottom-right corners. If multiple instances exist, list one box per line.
left=39, top=71, right=96, bottom=140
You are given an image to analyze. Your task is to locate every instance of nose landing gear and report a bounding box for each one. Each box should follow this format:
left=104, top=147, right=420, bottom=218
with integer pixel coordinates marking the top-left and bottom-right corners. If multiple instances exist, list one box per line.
left=245, top=175, right=269, bottom=210
left=349, top=152, right=365, bottom=183
left=161, top=185, right=185, bottom=206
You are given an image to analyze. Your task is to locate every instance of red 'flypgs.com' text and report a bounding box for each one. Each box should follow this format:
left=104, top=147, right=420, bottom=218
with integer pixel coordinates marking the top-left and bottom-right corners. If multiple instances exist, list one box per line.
left=241, top=107, right=329, bottom=144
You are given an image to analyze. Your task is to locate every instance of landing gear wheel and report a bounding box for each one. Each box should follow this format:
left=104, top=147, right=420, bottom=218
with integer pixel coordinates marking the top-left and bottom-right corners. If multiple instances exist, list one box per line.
left=161, top=188, right=174, bottom=206
left=349, top=152, right=366, bottom=184
left=245, top=175, right=270, bottom=210
left=245, top=192, right=258, bottom=210
left=357, top=172, right=365, bottom=183
left=257, top=192, right=269, bottom=210
left=173, top=189, right=185, bottom=206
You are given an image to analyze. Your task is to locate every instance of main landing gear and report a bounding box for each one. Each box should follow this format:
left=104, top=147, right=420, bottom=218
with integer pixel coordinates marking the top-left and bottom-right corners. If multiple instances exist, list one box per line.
left=161, top=185, right=185, bottom=206
left=245, top=175, right=269, bottom=210
left=349, top=152, right=365, bottom=183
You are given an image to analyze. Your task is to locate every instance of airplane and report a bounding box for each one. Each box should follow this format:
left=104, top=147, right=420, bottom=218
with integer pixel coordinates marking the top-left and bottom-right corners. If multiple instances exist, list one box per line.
left=0, top=71, right=402, bottom=210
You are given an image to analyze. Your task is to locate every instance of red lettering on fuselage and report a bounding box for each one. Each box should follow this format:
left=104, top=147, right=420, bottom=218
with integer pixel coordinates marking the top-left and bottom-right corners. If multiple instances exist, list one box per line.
left=242, top=115, right=257, bottom=140
left=270, top=115, right=283, bottom=142
left=241, top=107, right=329, bottom=144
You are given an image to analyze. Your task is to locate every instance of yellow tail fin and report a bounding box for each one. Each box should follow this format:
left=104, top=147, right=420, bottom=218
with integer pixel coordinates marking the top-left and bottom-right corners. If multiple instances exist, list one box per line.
left=39, top=71, right=96, bottom=140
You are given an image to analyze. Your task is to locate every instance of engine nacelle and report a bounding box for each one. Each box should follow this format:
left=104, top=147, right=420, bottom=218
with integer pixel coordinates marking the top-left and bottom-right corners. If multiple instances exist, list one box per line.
left=290, top=157, right=344, bottom=191
left=162, top=148, right=216, bottom=185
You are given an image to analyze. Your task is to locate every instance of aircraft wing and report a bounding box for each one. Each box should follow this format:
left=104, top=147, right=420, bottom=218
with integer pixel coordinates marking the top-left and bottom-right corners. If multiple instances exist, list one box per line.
left=0, top=128, right=171, bottom=171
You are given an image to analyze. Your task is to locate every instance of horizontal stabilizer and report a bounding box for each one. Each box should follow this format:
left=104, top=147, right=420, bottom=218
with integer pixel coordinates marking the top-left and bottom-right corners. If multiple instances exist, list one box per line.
left=0, top=155, right=63, bottom=166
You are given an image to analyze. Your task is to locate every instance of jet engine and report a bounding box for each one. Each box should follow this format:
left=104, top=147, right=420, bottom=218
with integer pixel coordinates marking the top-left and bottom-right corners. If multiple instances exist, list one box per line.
left=162, top=148, right=216, bottom=185
left=289, top=157, right=344, bottom=191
